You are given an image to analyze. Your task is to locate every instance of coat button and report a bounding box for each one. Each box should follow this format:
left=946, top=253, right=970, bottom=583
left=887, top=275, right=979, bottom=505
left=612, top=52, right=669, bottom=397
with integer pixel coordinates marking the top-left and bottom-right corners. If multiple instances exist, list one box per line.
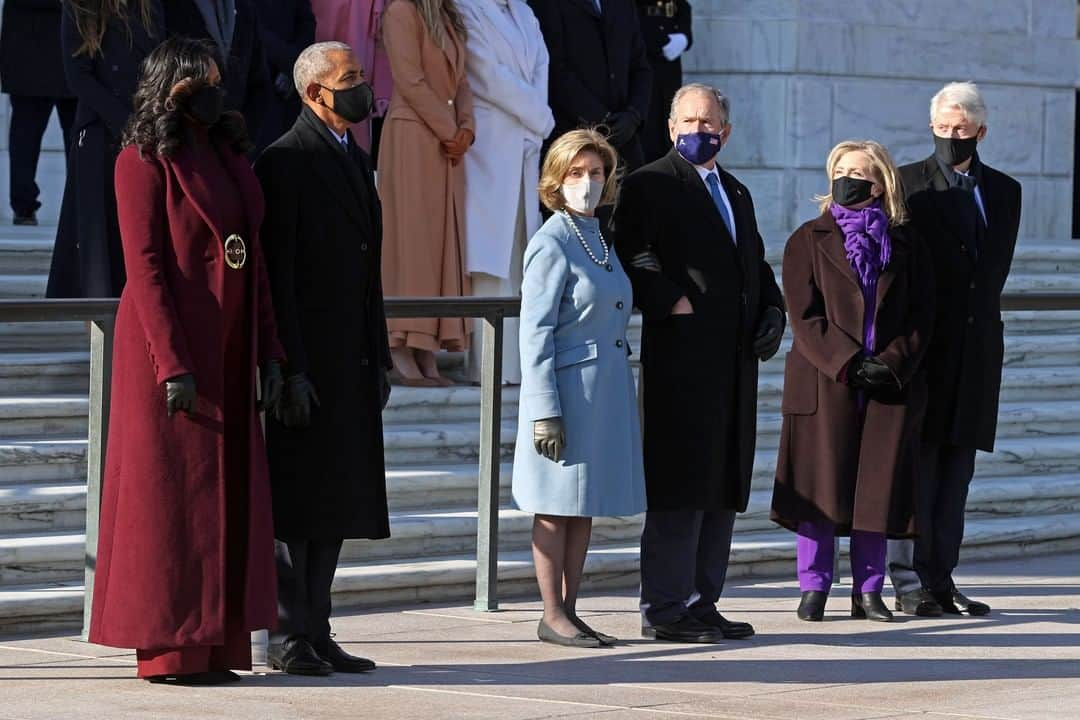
left=360, top=357, right=370, bottom=366
left=616, top=301, right=624, bottom=309
left=960, top=244, right=967, bottom=253
left=111, top=65, right=119, bottom=71
left=967, top=316, right=975, bottom=325
left=970, top=281, right=976, bottom=289
left=361, top=242, right=369, bottom=251
left=615, top=339, right=623, bottom=348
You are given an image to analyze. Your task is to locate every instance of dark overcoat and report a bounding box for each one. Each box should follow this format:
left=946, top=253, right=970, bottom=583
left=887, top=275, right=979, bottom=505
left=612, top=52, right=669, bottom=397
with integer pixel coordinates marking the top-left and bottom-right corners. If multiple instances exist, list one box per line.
left=255, top=107, right=392, bottom=541
left=612, top=149, right=784, bottom=511
left=770, top=215, right=935, bottom=537
left=528, top=0, right=652, bottom=170
left=900, top=154, right=1021, bottom=452
left=635, top=0, right=691, bottom=163
left=47, top=3, right=163, bottom=298
left=0, top=0, right=73, bottom=98
left=253, top=0, right=316, bottom=144
left=90, top=141, right=284, bottom=649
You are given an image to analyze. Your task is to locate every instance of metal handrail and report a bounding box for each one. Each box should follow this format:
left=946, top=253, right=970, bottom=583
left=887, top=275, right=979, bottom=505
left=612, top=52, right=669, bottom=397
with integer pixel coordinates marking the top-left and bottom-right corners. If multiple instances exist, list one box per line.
left=0, top=291, right=1077, bottom=636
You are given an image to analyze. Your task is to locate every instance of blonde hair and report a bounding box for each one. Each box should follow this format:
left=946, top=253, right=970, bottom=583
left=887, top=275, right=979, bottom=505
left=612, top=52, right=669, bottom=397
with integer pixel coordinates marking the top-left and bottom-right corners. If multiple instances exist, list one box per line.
left=815, top=140, right=908, bottom=225
left=538, top=129, right=621, bottom=213
left=403, top=0, right=467, bottom=48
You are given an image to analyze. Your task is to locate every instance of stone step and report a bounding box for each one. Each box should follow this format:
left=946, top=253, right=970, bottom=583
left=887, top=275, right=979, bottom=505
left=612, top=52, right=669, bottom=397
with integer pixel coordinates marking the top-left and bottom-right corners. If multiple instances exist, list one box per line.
left=385, top=462, right=512, bottom=511
left=0, top=397, right=88, bottom=438
left=0, top=322, right=87, bottom=352
left=0, top=483, right=86, bottom=534
left=0, top=275, right=46, bottom=299
left=1003, top=242, right=1080, bottom=274
left=0, top=352, right=90, bottom=394
left=383, top=421, right=518, bottom=466
left=0, top=439, right=87, bottom=485
left=1002, top=310, right=1080, bottom=335
left=0, top=231, right=56, bottom=275
left=0, top=531, right=82, bottom=584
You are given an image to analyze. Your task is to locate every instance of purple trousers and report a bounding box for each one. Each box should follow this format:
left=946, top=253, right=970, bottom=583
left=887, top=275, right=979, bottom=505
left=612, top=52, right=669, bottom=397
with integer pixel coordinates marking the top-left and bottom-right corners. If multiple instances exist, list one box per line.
left=797, top=520, right=886, bottom=593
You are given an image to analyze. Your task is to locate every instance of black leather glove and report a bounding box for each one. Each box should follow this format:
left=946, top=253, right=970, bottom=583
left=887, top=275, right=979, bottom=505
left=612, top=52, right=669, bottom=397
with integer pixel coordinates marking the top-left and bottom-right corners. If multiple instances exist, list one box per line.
left=603, top=110, right=639, bottom=148
left=274, top=72, right=293, bottom=98
left=259, top=361, right=284, bottom=413
left=379, top=367, right=392, bottom=411
left=847, top=356, right=898, bottom=391
left=165, top=374, right=196, bottom=417
left=533, top=417, right=566, bottom=462
left=753, top=307, right=785, bottom=361
left=275, top=372, right=321, bottom=429
left=629, top=250, right=662, bottom=272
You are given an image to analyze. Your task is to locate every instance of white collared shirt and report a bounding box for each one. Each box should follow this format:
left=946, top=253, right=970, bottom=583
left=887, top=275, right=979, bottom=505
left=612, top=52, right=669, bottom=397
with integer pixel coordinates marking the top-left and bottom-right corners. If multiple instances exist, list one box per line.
left=328, top=126, right=348, bottom=150
left=694, top=163, right=737, bottom=244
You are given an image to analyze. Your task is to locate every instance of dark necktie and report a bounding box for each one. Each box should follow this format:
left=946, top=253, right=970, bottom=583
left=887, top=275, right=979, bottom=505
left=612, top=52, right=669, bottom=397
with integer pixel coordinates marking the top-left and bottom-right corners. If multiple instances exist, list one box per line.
left=705, top=173, right=736, bottom=243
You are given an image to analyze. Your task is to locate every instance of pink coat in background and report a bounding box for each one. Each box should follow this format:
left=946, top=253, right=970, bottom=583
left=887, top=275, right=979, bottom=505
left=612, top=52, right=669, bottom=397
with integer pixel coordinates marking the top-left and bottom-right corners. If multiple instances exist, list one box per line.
left=310, top=0, right=393, bottom=151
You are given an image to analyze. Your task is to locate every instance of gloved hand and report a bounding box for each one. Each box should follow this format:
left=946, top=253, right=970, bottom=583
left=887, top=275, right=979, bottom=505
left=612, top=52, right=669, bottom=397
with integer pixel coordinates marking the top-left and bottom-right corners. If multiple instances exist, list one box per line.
left=276, top=372, right=320, bottom=429
left=603, top=110, right=639, bottom=148
left=661, top=32, right=689, bottom=62
left=630, top=250, right=662, bottom=272
left=379, top=367, right=392, bottom=411
left=274, top=72, right=293, bottom=98
left=165, top=374, right=196, bottom=417
left=846, top=356, right=898, bottom=391
left=259, top=361, right=284, bottom=413
left=753, top=306, right=785, bottom=361
left=533, top=417, right=566, bottom=462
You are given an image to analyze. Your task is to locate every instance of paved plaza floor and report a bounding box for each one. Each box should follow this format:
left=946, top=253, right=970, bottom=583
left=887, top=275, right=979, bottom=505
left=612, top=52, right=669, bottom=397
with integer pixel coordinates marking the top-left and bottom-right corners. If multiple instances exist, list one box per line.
left=0, top=554, right=1076, bottom=720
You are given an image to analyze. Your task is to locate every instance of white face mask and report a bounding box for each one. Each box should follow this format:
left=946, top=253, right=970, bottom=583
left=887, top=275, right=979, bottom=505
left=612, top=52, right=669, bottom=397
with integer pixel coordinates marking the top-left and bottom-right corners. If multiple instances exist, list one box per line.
left=561, top=179, right=604, bottom=214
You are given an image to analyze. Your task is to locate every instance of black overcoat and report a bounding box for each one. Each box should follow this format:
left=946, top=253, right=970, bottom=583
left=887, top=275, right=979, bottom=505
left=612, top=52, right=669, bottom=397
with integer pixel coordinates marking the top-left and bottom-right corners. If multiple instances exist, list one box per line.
left=528, top=0, right=652, bottom=170
left=0, top=0, right=73, bottom=98
left=255, top=107, right=392, bottom=540
left=900, top=154, right=1021, bottom=452
left=635, top=0, right=691, bottom=163
left=253, top=0, right=316, bottom=145
left=47, top=2, right=163, bottom=298
left=612, top=149, right=784, bottom=511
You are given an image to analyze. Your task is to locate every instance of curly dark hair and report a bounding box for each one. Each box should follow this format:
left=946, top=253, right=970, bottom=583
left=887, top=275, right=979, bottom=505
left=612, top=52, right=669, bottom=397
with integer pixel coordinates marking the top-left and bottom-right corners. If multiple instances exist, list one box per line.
left=122, top=36, right=252, bottom=158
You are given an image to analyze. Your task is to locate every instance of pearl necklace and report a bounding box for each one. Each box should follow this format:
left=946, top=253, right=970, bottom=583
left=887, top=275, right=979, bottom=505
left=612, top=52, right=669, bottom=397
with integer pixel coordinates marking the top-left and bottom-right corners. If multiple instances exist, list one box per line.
left=560, top=210, right=613, bottom=272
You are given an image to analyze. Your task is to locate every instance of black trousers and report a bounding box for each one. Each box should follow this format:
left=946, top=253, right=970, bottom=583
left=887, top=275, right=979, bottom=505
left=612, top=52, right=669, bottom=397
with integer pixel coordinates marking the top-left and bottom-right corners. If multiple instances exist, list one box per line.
left=7, top=95, right=76, bottom=216
left=271, top=537, right=344, bottom=649
left=639, top=508, right=736, bottom=626
left=888, top=441, right=977, bottom=594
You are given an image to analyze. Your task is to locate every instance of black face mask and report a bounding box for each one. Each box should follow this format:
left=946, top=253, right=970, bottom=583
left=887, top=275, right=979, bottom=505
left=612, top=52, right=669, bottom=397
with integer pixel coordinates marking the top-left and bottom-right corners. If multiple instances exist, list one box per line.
left=187, top=84, right=224, bottom=126
left=831, top=176, right=875, bottom=207
left=320, top=82, right=374, bottom=123
left=934, top=133, right=978, bottom=167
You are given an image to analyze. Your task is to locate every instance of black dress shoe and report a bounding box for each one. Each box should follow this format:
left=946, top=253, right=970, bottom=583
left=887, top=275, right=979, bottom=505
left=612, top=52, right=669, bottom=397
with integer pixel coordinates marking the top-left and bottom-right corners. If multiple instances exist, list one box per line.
left=851, top=591, right=894, bottom=622
left=642, top=615, right=725, bottom=643
left=315, top=639, right=376, bottom=673
left=894, top=588, right=943, bottom=617
left=267, top=638, right=334, bottom=676
left=537, top=619, right=602, bottom=648
left=146, top=670, right=241, bottom=685
left=934, top=585, right=991, bottom=616
left=13, top=213, right=37, bottom=226
left=695, top=611, right=755, bottom=639
left=797, top=591, right=828, bottom=621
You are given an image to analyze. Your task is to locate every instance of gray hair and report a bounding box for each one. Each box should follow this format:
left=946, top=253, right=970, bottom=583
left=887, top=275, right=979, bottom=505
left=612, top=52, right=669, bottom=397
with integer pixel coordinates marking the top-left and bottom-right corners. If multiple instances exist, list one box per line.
left=669, top=83, right=731, bottom=126
left=930, top=81, right=988, bottom=128
left=293, top=41, right=353, bottom=96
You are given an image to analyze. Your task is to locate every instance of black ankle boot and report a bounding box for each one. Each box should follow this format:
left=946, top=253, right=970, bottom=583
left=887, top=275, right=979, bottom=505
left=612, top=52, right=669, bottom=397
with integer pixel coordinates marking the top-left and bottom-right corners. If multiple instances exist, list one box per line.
left=851, top=591, right=893, bottom=622
left=797, top=590, right=828, bottom=621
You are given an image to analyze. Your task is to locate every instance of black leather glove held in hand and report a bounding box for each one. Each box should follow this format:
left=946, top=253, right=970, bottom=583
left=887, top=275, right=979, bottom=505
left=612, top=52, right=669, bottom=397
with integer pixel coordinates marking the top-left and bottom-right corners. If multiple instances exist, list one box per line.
left=165, top=374, right=196, bottom=417
left=753, top=307, right=785, bottom=361
left=603, top=110, right=639, bottom=148
left=276, top=372, right=320, bottom=429
left=533, top=417, right=566, bottom=462
left=259, top=361, right=284, bottom=413
left=859, top=356, right=899, bottom=389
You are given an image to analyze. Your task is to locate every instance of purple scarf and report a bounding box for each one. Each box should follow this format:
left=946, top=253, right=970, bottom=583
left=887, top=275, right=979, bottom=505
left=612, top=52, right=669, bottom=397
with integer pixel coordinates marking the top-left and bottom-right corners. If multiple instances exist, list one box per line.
left=830, top=200, right=891, bottom=354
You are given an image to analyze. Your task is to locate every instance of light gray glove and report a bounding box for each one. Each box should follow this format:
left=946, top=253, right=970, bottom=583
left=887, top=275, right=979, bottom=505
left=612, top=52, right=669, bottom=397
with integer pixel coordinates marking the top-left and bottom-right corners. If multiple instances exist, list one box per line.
left=533, top=417, right=566, bottom=462
left=630, top=250, right=662, bottom=272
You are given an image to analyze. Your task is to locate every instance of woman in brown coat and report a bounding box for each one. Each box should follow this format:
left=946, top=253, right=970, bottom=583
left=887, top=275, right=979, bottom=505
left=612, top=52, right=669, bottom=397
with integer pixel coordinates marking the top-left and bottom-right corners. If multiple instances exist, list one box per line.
left=379, top=0, right=475, bottom=385
left=771, top=140, right=934, bottom=623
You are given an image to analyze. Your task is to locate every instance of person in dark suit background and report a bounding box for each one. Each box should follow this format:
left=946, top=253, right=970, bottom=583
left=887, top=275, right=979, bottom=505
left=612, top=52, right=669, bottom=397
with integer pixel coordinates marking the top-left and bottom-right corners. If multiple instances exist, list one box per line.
left=0, top=0, right=76, bottom=226
left=253, top=0, right=316, bottom=146
left=256, top=41, right=391, bottom=677
left=887, top=81, right=1022, bottom=619
left=635, top=0, right=690, bottom=164
left=612, top=83, right=785, bottom=643
left=528, top=0, right=652, bottom=171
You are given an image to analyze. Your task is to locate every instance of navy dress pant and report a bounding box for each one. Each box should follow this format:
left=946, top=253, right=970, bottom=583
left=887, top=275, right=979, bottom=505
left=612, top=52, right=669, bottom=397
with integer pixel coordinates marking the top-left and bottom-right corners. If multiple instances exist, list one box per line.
left=7, top=95, right=75, bottom=216
left=272, top=538, right=344, bottom=649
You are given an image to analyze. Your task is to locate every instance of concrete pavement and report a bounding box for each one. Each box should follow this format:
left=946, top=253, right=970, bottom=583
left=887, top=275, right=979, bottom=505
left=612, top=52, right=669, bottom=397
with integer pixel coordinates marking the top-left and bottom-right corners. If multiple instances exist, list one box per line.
left=0, top=553, right=1076, bottom=719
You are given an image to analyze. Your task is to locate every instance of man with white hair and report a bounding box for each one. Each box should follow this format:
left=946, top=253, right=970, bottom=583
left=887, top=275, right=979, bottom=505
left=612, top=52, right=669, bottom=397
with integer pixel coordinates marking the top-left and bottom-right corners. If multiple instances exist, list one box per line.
left=256, top=41, right=392, bottom=675
left=888, top=81, right=1022, bottom=618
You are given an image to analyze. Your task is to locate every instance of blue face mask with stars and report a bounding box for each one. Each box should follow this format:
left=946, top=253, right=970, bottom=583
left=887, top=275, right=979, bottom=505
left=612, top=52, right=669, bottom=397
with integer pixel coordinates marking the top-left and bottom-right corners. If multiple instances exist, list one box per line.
left=676, top=131, right=723, bottom=166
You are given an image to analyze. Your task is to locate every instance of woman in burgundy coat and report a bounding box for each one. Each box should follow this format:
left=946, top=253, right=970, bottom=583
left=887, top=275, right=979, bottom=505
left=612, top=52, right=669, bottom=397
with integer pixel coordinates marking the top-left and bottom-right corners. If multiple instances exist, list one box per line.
left=770, top=140, right=934, bottom=624
left=89, top=37, right=285, bottom=684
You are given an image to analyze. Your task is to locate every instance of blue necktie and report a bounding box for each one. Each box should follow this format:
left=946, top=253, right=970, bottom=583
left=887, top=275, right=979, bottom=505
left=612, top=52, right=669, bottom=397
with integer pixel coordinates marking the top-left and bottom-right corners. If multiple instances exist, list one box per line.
left=705, top=173, right=736, bottom=243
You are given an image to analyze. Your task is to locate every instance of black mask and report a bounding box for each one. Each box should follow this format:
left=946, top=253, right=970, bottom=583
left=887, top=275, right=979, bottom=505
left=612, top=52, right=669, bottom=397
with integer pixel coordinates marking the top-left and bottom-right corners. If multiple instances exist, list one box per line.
left=320, top=82, right=374, bottom=123
left=187, top=84, right=224, bottom=126
left=934, top=133, right=978, bottom=167
left=831, top=176, right=875, bottom=207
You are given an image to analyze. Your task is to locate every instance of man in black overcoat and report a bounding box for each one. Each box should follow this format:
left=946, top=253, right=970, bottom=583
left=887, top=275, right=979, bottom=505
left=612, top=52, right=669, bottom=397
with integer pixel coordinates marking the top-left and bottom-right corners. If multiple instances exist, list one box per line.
left=0, top=0, right=76, bottom=225
left=253, top=0, right=316, bottom=147
left=528, top=0, right=653, bottom=171
left=612, top=83, right=785, bottom=643
left=635, top=0, right=691, bottom=163
left=887, top=82, right=1021, bottom=618
left=256, top=41, right=391, bottom=676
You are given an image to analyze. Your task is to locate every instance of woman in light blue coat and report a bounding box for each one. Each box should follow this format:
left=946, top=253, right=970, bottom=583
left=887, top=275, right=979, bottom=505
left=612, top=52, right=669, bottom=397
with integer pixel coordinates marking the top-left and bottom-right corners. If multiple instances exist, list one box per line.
left=513, top=129, right=646, bottom=648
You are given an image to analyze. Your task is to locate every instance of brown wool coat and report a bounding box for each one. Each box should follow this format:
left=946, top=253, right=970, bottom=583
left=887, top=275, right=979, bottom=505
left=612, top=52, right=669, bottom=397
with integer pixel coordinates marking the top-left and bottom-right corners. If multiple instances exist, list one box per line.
left=770, top=213, right=935, bottom=537
left=378, top=0, right=475, bottom=351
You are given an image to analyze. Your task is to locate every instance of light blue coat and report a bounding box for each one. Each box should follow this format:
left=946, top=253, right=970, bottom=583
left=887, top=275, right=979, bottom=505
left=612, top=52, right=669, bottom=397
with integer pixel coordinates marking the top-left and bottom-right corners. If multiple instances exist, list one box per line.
left=512, top=212, right=647, bottom=517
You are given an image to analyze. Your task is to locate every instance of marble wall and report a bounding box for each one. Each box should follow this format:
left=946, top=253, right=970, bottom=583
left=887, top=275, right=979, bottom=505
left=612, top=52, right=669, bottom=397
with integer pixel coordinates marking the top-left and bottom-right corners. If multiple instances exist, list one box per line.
left=681, top=0, right=1080, bottom=248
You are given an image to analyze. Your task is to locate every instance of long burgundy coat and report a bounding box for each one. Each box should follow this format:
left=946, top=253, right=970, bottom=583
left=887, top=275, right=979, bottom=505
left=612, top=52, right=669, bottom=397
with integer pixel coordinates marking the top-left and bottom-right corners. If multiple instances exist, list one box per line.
left=89, top=140, right=285, bottom=650
left=770, top=214, right=934, bottom=538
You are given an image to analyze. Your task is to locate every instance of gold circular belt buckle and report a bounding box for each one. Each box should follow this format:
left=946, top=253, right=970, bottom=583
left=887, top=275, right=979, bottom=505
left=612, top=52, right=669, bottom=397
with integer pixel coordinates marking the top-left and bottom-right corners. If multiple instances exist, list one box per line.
left=224, top=233, right=247, bottom=270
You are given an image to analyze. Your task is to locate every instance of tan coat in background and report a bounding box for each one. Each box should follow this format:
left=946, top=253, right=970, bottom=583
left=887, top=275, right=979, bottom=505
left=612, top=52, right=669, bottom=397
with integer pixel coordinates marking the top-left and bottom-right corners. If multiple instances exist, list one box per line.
left=379, top=0, right=475, bottom=351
